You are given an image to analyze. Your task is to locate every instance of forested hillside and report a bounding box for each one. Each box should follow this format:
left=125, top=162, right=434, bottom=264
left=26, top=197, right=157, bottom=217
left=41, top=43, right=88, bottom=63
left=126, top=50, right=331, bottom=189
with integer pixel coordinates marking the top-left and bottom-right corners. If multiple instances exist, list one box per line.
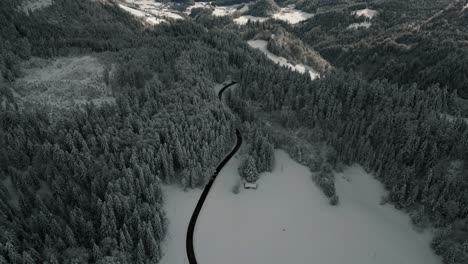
left=0, top=0, right=254, bottom=263
left=292, top=0, right=468, bottom=101
left=1, top=0, right=468, bottom=263
left=226, top=53, right=468, bottom=264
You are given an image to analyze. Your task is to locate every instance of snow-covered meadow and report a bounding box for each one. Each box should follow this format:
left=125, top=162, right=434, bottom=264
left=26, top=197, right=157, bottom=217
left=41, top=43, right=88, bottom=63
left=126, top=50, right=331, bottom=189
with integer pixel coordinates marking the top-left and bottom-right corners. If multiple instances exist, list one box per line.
left=348, top=8, right=378, bottom=29
left=160, top=150, right=441, bottom=264
left=118, top=0, right=183, bottom=25
left=184, top=2, right=313, bottom=25
left=235, top=5, right=313, bottom=25
left=21, top=0, right=52, bottom=12
left=13, top=56, right=115, bottom=114
left=248, top=40, right=319, bottom=80
left=353, top=8, right=379, bottom=19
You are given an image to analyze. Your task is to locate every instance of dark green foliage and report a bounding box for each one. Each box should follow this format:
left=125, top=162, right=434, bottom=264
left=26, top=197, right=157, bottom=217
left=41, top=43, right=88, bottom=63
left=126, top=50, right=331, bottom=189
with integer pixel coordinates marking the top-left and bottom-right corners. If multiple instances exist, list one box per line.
left=0, top=0, right=256, bottom=263
left=239, top=155, right=259, bottom=182
left=231, top=52, right=468, bottom=263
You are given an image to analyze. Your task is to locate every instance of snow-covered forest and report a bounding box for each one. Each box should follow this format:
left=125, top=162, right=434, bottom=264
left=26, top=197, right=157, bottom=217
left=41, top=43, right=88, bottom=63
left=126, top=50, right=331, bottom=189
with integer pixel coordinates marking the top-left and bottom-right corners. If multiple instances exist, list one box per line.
left=1, top=0, right=468, bottom=264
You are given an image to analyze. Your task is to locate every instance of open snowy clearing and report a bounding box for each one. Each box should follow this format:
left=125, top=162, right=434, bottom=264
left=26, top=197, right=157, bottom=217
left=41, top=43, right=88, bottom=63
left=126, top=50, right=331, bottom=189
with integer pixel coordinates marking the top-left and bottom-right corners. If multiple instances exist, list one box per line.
left=13, top=56, right=114, bottom=114
left=272, top=6, right=314, bottom=24
left=235, top=7, right=313, bottom=25
left=184, top=2, right=312, bottom=24
left=234, top=15, right=269, bottom=25
left=348, top=21, right=372, bottom=29
left=248, top=40, right=319, bottom=80
left=185, top=2, right=246, bottom=16
left=160, top=150, right=441, bottom=264
left=21, top=0, right=52, bottom=12
left=196, top=150, right=441, bottom=264
left=118, top=1, right=183, bottom=25
left=353, top=8, right=379, bottom=19
left=159, top=185, right=201, bottom=264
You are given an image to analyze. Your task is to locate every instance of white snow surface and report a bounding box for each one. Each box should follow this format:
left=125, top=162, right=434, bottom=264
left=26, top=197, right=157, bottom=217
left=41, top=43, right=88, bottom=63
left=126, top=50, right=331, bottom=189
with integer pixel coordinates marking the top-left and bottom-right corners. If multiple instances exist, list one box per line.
left=22, top=0, right=52, bottom=12
left=13, top=56, right=115, bottom=113
left=353, top=8, right=379, bottom=19
left=161, top=149, right=441, bottom=264
left=118, top=1, right=183, bottom=25
left=272, top=6, right=314, bottom=24
left=185, top=2, right=246, bottom=16
left=234, top=15, right=269, bottom=25
left=185, top=2, right=312, bottom=24
left=348, top=21, right=372, bottom=29
left=248, top=40, right=319, bottom=80
left=159, top=185, right=201, bottom=264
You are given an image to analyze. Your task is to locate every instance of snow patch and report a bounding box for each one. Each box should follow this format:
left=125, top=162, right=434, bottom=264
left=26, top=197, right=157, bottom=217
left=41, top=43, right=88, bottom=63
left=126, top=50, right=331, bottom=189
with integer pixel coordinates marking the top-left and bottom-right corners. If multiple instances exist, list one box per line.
left=13, top=56, right=115, bottom=114
left=22, top=0, right=52, bottom=12
left=185, top=2, right=312, bottom=24
left=348, top=21, right=372, bottom=29
left=190, top=150, right=441, bottom=264
left=118, top=1, right=183, bottom=25
left=248, top=40, right=318, bottom=80
left=353, top=8, right=379, bottom=19
left=212, top=4, right=244, bottom=16
left=272, top=7, right=314, bottom=24
left=234, top=15, right=269, bottom=25
left=185, top=2, right=248, bottom=16
left=159, top=185, right=202, bottom=264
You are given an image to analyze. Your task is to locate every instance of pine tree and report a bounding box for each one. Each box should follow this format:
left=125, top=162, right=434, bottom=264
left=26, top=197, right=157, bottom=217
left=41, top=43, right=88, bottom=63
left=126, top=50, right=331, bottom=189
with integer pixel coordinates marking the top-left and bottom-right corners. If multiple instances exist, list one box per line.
left=239, top=155, right=258, bottom=183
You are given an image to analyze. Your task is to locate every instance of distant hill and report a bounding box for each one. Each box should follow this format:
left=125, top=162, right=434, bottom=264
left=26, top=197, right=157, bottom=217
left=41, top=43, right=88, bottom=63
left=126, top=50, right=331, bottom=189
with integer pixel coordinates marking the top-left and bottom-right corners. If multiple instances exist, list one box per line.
left=246, top=0, right=280, bottom=16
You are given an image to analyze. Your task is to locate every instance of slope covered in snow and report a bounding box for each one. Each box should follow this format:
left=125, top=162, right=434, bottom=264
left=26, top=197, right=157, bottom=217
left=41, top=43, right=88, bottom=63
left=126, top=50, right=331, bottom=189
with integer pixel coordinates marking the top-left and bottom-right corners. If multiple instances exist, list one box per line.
left=353, top=8, right=379, bottom=19
left=185, top=2, right=312, bottom=25
left=272, top=6, right=314, bottom=24
left=118, top=0, right=183, bottom=25
left=160, top=149, right=441, bottom=264
left=22, top=0, right=52, bottom=12
left=248, top=40, right=319, bottom=79
left=194, top=150, right=441, bottom=264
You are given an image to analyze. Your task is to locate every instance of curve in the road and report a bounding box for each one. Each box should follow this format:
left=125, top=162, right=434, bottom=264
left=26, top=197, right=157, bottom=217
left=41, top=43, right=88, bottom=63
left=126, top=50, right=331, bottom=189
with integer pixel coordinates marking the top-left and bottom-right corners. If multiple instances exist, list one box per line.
left=186, top=81, right=242, bottom=264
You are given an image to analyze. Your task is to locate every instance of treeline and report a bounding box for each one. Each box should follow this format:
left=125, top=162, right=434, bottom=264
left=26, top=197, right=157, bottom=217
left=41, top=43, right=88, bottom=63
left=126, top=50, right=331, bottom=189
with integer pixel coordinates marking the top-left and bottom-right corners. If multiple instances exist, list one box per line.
left=229, top=58, right=467, bottom=263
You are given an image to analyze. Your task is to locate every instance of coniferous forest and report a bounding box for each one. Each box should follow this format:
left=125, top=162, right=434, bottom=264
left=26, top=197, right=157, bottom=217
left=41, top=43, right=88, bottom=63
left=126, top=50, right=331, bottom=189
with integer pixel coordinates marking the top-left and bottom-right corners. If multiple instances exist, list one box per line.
left=1, top=0, right=468, bottom=264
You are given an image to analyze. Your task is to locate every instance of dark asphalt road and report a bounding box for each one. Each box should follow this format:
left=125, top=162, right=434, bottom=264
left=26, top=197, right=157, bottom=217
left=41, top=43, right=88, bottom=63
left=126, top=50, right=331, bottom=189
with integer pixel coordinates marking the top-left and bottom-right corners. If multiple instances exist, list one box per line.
left=186, top=82, right=242, bottom=264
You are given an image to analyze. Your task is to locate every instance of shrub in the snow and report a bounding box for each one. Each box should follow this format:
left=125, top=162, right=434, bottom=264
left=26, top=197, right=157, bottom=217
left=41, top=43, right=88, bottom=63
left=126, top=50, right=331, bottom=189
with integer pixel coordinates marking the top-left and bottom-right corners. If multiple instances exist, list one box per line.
left=239, top=155, right=259, bottom=183
left=314, top=169, right=336, bottom=198
left=232, top=180, right=241, bottom=194
left=329, top=194, right=339, bottom=206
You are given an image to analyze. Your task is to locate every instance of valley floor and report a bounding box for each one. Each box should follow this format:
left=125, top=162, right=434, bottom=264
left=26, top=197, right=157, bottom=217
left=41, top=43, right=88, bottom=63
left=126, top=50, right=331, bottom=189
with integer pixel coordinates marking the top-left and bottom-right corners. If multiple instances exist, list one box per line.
left=160, top=149, right=442, bottom=264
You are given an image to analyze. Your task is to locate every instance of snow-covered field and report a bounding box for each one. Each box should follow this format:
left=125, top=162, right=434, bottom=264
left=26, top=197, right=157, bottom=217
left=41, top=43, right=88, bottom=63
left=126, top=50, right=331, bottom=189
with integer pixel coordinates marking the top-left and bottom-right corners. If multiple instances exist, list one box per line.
left=272, top=6, right=314, bottom=24
left=22, top=0, right=52, bottom=12
left=185, top=2, right=246, bottom=16
left=348, top=21, right=372, bottom=29
left=348, top=8, right=377, bottom=29
left=235, top=6, right=313, bottom=25
left=160, top=150, right=441, bottom=264
left=13, top=56, right=114, bottom=114
left=159, top=185, right=201, bottom=264
left=118, top=0, right=183, bottom=25
left=234, top=15, right=269, bottom=25
left=353, top=8, right=379, bottom=19
left=184, top=2, right=312, bottom=25
left=248, top=40, right=319, bottom=80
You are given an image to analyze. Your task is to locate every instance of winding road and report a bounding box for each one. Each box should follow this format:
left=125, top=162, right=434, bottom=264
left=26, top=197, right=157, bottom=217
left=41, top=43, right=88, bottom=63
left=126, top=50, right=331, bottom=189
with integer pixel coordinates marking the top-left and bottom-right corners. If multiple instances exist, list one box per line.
left=186, top=81, right=242, bottom=264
